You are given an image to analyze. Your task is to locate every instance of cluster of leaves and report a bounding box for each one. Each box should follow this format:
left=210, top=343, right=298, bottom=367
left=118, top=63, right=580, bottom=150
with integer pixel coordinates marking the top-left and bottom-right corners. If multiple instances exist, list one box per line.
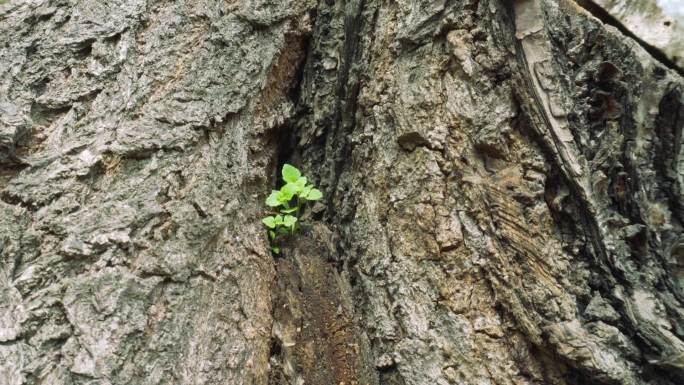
left=262, top=164, right=322, bottom=252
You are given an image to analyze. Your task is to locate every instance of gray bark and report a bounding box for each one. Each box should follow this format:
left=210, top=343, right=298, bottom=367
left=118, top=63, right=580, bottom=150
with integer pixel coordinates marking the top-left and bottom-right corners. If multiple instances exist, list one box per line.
left=1, top=1, right=683, bottom=385
left=588, top=0, right=683, bottom=67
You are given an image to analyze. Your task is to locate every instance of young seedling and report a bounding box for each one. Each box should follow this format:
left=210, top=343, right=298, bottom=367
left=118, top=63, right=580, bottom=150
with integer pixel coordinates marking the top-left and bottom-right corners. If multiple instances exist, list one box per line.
left=262, top=164, right=323, bottom=253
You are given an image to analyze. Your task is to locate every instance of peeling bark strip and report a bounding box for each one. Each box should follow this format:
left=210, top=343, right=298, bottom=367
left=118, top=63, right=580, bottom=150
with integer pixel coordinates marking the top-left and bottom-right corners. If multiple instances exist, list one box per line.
left=1, top=1, right=684, bottom=385
left=513, top=0, right=587, bottom=179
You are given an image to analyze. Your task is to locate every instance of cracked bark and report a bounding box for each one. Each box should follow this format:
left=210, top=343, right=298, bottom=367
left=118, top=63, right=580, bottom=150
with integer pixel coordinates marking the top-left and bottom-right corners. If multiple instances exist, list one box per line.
left=1, top=0, right=683, bottom=385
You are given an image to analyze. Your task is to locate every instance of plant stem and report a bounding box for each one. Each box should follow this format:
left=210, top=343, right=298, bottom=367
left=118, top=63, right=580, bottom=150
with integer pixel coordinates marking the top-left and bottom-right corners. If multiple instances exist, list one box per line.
left=295, top=196, right=302, bottom=232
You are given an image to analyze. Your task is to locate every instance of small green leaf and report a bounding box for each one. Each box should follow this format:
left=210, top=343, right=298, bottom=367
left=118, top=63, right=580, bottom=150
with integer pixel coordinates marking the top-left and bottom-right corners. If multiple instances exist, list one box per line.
left=262, top=216, right=276, bottom=228
left=283, top=215, right=297, bottom=227
left=294, top=176, right=307, bottom=191
left=264, top=165, right=323, bottom=239
left=300, top=185, right=313, bottom=198
left=306, top=188, right=323, bottom=200
left=265, top=191, right=281, bottom=207
left=274, top=215, right=284, bottom=225
left=282, top=164, right=301, bottom=183
left=272, top=246, right=280, bottom=254
left=280, top=183, right=298, bottom=201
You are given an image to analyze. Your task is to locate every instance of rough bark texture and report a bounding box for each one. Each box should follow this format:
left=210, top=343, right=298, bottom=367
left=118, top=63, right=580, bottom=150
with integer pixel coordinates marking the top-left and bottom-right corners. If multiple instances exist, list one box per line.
left=1, top=0, right=683, bottom=385
left=587, top=0, right=683, bottom=68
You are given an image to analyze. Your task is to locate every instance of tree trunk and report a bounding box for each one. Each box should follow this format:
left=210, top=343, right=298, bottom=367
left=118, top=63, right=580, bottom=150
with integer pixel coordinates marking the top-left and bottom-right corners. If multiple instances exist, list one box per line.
left=1, top=0, right=683, bottom=384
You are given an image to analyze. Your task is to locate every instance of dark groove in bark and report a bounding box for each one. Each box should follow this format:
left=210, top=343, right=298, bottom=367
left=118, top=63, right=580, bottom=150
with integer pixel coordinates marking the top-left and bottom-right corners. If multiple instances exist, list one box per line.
left=325, top=0, right=366, bottom=216
left=654, top=88, right=684, bottom=223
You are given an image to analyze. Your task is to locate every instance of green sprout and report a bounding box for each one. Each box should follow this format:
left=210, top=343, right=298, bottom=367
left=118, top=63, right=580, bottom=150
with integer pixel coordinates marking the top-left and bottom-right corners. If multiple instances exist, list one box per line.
left=262, top=164, right=323, bottom=253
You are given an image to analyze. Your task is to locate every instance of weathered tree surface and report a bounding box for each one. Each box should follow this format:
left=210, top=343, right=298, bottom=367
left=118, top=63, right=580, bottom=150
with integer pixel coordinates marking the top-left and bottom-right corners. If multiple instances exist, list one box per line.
left=1, top=0, right=683, bottom=384
left=586, top=0, right=684, bottom=67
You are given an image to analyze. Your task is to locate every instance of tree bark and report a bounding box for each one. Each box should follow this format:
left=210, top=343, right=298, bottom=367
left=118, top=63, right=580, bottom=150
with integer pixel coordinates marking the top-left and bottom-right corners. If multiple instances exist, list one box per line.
left=1, top=0, right=683, bottom=385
